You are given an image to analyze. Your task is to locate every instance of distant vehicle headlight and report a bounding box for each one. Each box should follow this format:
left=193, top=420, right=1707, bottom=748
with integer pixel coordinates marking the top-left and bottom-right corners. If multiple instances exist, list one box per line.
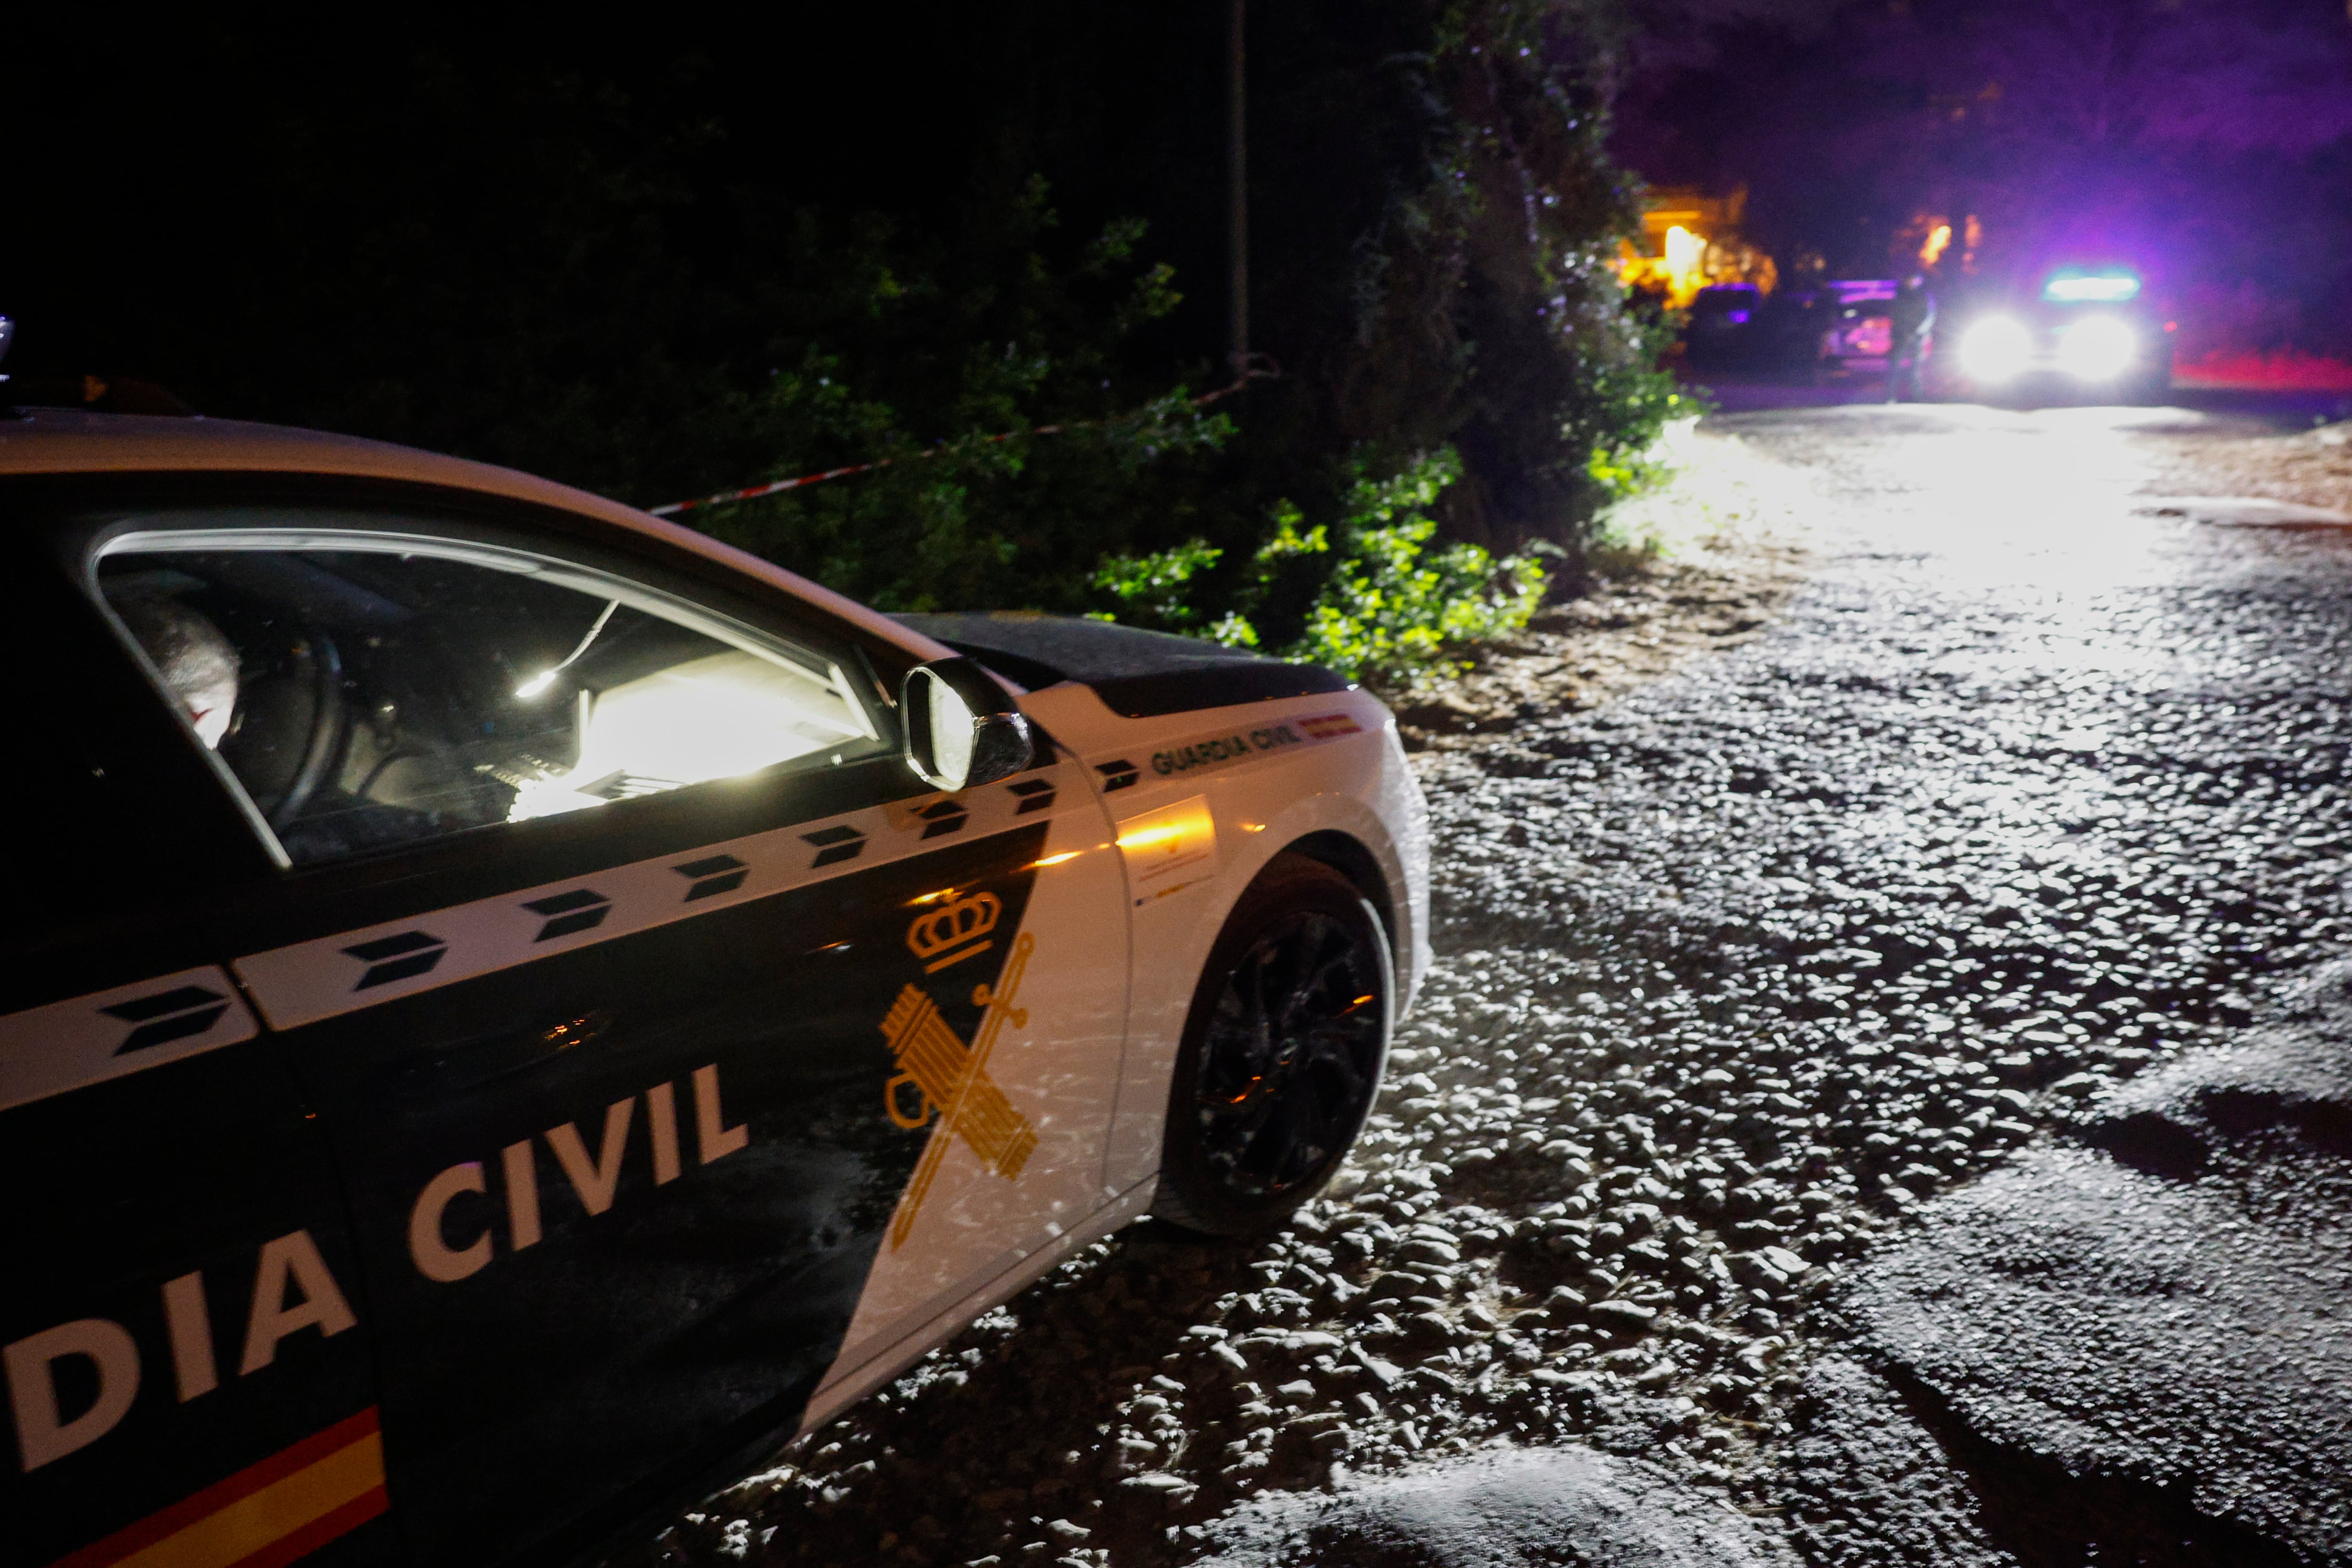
left=1958, top=315, right=2033, bottom=382
left=2055, top=316, right=2137, bottom=381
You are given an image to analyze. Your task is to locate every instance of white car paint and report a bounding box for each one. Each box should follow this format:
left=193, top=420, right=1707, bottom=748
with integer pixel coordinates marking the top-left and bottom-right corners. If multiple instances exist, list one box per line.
left=805, top=681, right=1429, bottom=1430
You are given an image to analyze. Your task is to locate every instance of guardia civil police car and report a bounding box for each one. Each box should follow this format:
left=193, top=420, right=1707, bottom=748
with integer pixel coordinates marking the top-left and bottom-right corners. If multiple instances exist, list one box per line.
left=0, top=407, right=1429, bottom=1567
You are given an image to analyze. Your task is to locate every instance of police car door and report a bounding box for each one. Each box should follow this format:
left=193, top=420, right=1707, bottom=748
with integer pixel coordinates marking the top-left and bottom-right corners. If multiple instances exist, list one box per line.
left=70, top=496, right=1130, bottom=1567
left=0, top=553, right=392, bottom=1568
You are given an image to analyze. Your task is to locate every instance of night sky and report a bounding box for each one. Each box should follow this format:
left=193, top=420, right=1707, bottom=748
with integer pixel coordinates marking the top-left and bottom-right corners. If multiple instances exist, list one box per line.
left=8, top=9, right=1238, bottom=387
left=13, top=1, right=2348, bottom=432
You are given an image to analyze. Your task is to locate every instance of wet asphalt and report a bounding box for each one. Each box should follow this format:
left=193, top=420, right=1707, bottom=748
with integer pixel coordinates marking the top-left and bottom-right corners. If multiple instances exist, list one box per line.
left=651, top=402, right=2352, bottom=1568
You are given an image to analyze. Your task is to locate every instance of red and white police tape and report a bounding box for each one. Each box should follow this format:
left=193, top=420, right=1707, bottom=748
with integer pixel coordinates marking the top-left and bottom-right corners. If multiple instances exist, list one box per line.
left=644, top=363, right=1274, bottom=519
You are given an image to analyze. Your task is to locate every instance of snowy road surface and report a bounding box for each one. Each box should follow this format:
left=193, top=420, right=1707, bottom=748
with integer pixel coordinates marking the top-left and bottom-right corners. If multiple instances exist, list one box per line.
left=644, top=403, right=2352, bottom=1568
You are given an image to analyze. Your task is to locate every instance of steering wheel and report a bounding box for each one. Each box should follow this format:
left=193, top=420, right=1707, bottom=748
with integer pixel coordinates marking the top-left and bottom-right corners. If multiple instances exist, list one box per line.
left=267, top=629, right=347, bottom=832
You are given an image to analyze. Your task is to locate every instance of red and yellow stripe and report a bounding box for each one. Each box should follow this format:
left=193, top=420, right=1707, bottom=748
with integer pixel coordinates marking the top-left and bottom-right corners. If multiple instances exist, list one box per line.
left=49, top=1408, right=389, bottom=1568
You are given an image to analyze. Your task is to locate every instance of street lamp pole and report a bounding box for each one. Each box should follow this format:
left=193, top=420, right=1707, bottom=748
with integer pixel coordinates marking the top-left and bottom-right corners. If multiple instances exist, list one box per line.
left=1228, top=0, right=1249, bottom=382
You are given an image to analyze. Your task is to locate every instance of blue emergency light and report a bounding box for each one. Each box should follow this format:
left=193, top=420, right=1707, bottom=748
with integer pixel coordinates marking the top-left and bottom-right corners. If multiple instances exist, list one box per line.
left=2042, top=268, right=2141, bottom=304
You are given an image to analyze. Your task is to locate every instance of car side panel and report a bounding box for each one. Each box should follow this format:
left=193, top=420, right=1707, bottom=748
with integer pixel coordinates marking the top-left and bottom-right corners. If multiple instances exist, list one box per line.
left=1010, top=683, right=1425, bottom=1204
left=0, top=555, right=397, bottom=1568
left=810, top=774, right=1132, bottom=1419
left=272, top=820, right=1057, bottom=1567
left=210, top=748, right=1121, bottom=1568
left=0, top=1010, right=394, bottom=1568
left=788, top=683, right=1423, bottom=1434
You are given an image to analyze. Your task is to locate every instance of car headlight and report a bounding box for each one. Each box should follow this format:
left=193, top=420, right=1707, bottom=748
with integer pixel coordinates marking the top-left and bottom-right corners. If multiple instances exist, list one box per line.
left=2055, top=316, right=2137, bottom=381
left=1958, top=315, right=2033, bottom=382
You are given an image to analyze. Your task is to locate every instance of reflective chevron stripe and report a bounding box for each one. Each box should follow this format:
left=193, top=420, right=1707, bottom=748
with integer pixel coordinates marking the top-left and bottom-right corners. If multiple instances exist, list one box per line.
left=0, top=969, right=259, bottom=1115
left=232, top=763, right=1090, bottom=1031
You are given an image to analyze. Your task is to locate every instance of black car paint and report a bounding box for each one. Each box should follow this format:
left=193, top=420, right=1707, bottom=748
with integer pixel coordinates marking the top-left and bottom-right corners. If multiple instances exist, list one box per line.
left=288, top=822, right=1049, bottom=1567
left=895, top=612, right=1350, bottom=719
left=0, top=1028, right=388, bottom=1568
left=3, top=547, right=399, bottom=1568
left=0, top=478, right=1097, bottom=1568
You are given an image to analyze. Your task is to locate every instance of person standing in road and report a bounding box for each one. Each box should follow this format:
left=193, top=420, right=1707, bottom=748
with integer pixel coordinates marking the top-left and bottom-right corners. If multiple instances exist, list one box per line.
left=1887, top=272, right=1937, bottom=402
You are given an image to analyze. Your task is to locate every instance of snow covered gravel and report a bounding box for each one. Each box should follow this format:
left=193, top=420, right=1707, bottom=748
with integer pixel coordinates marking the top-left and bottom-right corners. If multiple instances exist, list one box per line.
left=639, top=404, right=2352, bottom=1567
left=1189, top=1446, right=1799, bottom=1568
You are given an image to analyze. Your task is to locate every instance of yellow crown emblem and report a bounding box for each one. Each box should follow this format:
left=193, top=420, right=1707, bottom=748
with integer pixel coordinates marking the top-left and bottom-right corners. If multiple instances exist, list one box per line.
left=906, top=892, right=1002, bottom=971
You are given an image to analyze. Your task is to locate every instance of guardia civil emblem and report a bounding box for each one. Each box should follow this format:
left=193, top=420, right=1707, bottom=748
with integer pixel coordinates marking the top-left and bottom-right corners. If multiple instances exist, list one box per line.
left=881, top=892, right=1040, bottom=1250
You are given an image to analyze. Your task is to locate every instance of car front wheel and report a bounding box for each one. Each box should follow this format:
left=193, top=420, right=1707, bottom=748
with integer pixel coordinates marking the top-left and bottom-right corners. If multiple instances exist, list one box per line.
left=1152, top=853, right=1393, bottom=1236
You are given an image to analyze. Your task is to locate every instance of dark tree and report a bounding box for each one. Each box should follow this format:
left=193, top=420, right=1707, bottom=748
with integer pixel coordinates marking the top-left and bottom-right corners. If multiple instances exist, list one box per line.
left=10, top=3, right=1816, bottom=616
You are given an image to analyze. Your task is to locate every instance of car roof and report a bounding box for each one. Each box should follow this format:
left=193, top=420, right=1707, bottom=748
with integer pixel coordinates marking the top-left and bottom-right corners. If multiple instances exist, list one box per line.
left=0, top=409, right=949, bottom=661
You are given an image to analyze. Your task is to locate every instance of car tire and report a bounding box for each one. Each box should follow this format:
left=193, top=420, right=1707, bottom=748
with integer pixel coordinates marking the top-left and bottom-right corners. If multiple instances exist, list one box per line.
left=1151, top=853, right=1393, bottom=1237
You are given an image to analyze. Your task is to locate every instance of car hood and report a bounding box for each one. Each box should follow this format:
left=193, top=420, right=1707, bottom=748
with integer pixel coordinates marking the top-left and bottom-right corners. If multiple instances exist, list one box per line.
left=893, top=612, right=1350, bottom=719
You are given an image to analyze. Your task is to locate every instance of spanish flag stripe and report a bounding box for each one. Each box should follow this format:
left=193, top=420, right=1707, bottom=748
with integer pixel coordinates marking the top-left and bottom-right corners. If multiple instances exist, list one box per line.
left=46, top=1410, right=386, bottom=1568
left=223, top=1486, right=389, bottom=1568
left=114, top=1433, right=384, bottom=1568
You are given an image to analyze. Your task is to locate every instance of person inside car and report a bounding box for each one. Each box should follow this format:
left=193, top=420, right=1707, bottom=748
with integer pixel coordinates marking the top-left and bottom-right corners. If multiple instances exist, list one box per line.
left=112, top=594, right=240, bottom=748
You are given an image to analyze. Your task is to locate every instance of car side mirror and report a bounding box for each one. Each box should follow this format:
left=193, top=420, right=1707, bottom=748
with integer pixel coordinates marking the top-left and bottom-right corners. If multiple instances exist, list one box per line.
left=901, top=657, right=1035, bottom=793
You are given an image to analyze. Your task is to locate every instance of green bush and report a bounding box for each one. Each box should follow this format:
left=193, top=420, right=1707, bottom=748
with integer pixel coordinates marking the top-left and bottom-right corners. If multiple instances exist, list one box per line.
left=1091, top=448, right=1549, bottom=685
left=1088, top=536, right=1226, bottom=632
left=1287, top=454, right=1551, bottom=685
left=691, top=188, right=1240, bottom=613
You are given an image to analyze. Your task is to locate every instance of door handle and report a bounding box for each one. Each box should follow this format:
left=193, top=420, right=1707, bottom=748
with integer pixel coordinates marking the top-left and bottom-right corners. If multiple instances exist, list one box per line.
left=393, top=1008, right=617, bottom=1098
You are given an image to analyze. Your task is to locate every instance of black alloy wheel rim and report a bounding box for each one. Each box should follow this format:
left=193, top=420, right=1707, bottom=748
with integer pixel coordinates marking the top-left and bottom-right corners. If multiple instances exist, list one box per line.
left=1191, top=909, right=1384, bottom=1203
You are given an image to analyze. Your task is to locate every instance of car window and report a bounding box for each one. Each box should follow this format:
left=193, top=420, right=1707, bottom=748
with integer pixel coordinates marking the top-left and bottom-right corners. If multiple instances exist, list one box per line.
left=91, top=524, right=886, bottom=867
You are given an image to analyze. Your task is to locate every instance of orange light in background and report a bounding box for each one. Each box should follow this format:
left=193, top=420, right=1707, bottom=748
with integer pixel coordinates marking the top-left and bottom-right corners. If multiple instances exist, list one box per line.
left=1920, top=223, right=1952, bottom=268
left=1664, top=225, right=1706, bottom=300
left=1621, top=189, right=1775, bottom=307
